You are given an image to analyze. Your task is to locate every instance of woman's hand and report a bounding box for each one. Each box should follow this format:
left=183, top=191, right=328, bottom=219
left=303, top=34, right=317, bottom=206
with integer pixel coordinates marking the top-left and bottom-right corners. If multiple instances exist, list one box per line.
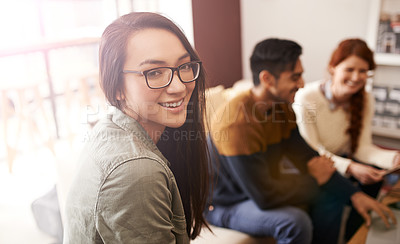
left=346, top=162, right=385, bottom=185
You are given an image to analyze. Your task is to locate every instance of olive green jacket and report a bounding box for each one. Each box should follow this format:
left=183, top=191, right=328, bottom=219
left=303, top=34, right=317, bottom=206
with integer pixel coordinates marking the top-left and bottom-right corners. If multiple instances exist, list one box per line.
left=63, top=108, right=189, bottom=244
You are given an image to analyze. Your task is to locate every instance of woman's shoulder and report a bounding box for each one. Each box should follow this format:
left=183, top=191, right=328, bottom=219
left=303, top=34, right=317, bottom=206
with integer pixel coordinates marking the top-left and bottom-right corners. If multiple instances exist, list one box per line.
left=302, top=80, right=323, bottom=93
left=296, top=80, right=324, bottom=103
left=102, top=143, right=169, bottom=175
left=81, top=118, right=170, bottom=177
left=112, top=156, right=173, bottom=181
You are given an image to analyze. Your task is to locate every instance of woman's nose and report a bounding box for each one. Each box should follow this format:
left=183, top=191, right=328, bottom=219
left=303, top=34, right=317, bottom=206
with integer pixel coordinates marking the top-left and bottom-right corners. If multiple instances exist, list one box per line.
left=166, top=71, right=186, bottom=93
left=351, top=71, right=361, bottom=81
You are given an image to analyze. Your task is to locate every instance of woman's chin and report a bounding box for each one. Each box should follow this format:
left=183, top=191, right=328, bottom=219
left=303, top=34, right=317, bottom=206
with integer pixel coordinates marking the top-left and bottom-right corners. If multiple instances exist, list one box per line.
left=164, top=117, right=187, bottom=128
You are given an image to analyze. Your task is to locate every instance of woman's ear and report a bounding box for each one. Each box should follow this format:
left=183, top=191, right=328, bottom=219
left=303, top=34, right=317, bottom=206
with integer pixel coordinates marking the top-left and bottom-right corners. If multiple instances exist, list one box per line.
left=328, top=65, right=335, bottom=75
left=259, top=70, right=275, bottom=88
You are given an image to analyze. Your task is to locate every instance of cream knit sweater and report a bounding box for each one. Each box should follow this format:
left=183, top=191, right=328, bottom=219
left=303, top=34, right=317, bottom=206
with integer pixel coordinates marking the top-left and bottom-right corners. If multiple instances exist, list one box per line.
left=294, top=80, right=397, bottom=176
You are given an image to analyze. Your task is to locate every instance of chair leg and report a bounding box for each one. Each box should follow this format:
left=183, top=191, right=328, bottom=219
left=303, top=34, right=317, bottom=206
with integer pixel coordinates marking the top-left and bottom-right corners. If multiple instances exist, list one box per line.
left=33, top=87, right=55, bottom=155
left=1, top=90, right=17, bottom=173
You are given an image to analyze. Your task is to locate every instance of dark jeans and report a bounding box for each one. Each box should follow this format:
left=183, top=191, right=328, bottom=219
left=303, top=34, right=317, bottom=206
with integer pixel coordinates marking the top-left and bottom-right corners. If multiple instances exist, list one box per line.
left=344, top=178, right=383, bottom=241
left=310, top=165, right=383, bottom=243
left=342, top=156, right=384, bottom=241
left=206, top=189, right=359, bottom=244
left=310, top=187, right=348, bottom=244
left=205, top=200, right=313, bottom=244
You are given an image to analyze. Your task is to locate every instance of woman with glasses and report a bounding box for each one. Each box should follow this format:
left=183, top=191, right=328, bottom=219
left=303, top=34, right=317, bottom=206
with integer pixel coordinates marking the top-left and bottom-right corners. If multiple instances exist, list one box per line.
left=64, top=12, right=210, bottom=243
left=294, top=38, right=400, bottom=241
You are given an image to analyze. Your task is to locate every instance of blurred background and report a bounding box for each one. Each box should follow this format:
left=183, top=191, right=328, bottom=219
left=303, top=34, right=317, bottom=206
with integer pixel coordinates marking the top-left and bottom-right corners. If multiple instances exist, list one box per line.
left=0, top=0, right=193, bottom=243
left=0, top=0, right=399, bottom=243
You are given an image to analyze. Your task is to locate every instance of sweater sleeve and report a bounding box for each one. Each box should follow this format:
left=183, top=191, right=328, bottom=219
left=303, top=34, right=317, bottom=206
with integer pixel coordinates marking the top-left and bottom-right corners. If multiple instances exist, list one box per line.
left=294, top=84, right=352, bottom=175
left=353, top=93, right=397, bottom=169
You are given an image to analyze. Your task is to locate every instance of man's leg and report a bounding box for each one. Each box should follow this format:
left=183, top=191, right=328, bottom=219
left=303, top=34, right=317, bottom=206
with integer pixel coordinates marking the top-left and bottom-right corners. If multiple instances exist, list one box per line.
left=310, top=189, right=347, bottom=244
left=345, top=179, right=383, bottom=240
left=205, top=200, right=312, bottom=244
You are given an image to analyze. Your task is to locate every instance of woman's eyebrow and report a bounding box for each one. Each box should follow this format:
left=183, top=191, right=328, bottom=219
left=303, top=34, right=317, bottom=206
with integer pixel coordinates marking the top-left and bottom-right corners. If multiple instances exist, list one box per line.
left=138, top=53, right=190, bottom=67
left=178, top=53, right=190, bottom=60
left=138, top=59, right=165, bottom=66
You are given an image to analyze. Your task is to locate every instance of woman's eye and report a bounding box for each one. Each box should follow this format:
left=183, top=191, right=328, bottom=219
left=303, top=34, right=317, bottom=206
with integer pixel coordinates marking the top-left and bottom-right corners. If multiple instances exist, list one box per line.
left=147, top=69, right=163, bottom=78
left=180, top=63, right=192, bottom=71
left=345, top=68, right=354, bottom=73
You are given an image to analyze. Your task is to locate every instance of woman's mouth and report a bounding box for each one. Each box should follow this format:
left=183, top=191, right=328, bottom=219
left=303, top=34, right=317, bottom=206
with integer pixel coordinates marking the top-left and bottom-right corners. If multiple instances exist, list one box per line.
left=344, top=80, right=359, bottom=87
left=159, top=99, right=184, bottom=108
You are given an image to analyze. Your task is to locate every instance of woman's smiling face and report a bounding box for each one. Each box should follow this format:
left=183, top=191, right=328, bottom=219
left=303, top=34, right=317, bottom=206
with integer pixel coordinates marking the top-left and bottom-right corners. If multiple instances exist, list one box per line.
left=330, top=55, right=369, bottom=100
left=121, top=28, right=196, bottom=141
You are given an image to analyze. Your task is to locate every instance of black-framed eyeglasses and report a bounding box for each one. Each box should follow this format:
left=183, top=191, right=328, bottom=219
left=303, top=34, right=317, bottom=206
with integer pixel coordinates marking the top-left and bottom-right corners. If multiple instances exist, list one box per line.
left=123, top=61, right=202, bottom=89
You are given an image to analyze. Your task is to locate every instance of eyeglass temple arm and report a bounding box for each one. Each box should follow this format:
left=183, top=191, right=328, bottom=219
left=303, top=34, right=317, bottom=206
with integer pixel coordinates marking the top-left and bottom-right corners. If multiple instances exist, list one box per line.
left=122, top=70, right=142, bottom=74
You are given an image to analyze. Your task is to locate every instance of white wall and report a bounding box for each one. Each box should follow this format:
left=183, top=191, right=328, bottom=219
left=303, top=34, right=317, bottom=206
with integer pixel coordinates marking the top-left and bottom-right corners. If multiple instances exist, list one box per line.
left=128, top=0, right=194, bottom=44
left=240, top=0, right=372, bottom=83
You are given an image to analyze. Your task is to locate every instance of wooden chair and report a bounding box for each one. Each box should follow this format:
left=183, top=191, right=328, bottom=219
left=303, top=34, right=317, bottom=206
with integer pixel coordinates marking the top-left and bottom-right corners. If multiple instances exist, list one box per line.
left=0, top=80, right=55, bottom=173
left=61, top=72, right=105, bottom=146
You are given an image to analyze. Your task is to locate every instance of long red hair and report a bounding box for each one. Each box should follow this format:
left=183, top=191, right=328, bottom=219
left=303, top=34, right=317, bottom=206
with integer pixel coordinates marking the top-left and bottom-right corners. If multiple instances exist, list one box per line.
left=328, top=38, right=376, bottom=156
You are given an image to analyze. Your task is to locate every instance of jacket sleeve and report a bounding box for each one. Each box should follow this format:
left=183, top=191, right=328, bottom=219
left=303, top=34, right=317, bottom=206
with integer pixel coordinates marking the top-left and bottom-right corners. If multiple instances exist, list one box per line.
left=95, top=158, right=188, bottom=244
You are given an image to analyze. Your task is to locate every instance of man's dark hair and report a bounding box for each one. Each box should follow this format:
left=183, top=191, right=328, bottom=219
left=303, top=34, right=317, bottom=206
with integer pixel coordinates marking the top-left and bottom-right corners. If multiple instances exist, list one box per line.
left=250, top=38, right=302, bottom=86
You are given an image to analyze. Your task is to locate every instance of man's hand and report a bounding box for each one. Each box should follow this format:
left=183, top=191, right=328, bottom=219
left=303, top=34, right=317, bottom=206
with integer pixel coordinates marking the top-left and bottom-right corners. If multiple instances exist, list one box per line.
left=346, top=162, right=385, bottom=185
left=307, top=156, right=335, bottom=185
left=351, top=192, right=397, bottom=228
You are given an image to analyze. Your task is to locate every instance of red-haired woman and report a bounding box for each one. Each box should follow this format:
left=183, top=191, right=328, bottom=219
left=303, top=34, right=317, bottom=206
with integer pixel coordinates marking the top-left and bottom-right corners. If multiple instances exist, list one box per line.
left=294, top=38, right=400, bottom=241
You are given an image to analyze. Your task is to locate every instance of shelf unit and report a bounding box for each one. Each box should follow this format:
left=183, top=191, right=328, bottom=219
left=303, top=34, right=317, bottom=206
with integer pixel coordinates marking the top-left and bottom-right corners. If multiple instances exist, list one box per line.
left=375, top=53, right=400, bottom=66
left=367, top=0, right=400, bottom=140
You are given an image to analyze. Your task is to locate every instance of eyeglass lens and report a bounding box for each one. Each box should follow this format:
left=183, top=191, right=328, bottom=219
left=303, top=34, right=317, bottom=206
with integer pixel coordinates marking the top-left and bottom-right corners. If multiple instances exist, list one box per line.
left=146, top=62, right=200, bottom=88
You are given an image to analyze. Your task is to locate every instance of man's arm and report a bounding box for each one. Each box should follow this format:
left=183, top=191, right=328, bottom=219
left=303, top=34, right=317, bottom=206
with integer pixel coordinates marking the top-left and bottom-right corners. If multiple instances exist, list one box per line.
left=285, top=127, right=359, bottom=199
left=220, top=151, right=320, bottom=209
left=284, top=127, right=319, bottom=172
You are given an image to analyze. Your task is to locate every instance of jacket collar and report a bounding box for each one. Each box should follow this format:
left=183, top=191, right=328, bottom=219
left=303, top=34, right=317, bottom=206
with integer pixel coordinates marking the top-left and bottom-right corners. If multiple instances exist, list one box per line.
left=109, top=107, right=170, bottom=165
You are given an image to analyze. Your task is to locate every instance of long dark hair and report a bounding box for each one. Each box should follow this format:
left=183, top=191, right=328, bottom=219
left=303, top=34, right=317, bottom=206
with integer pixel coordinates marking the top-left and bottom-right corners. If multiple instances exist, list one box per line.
left=328, top=38, right=375, bottom=155
left=99, top=12, right=210, bottom=239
